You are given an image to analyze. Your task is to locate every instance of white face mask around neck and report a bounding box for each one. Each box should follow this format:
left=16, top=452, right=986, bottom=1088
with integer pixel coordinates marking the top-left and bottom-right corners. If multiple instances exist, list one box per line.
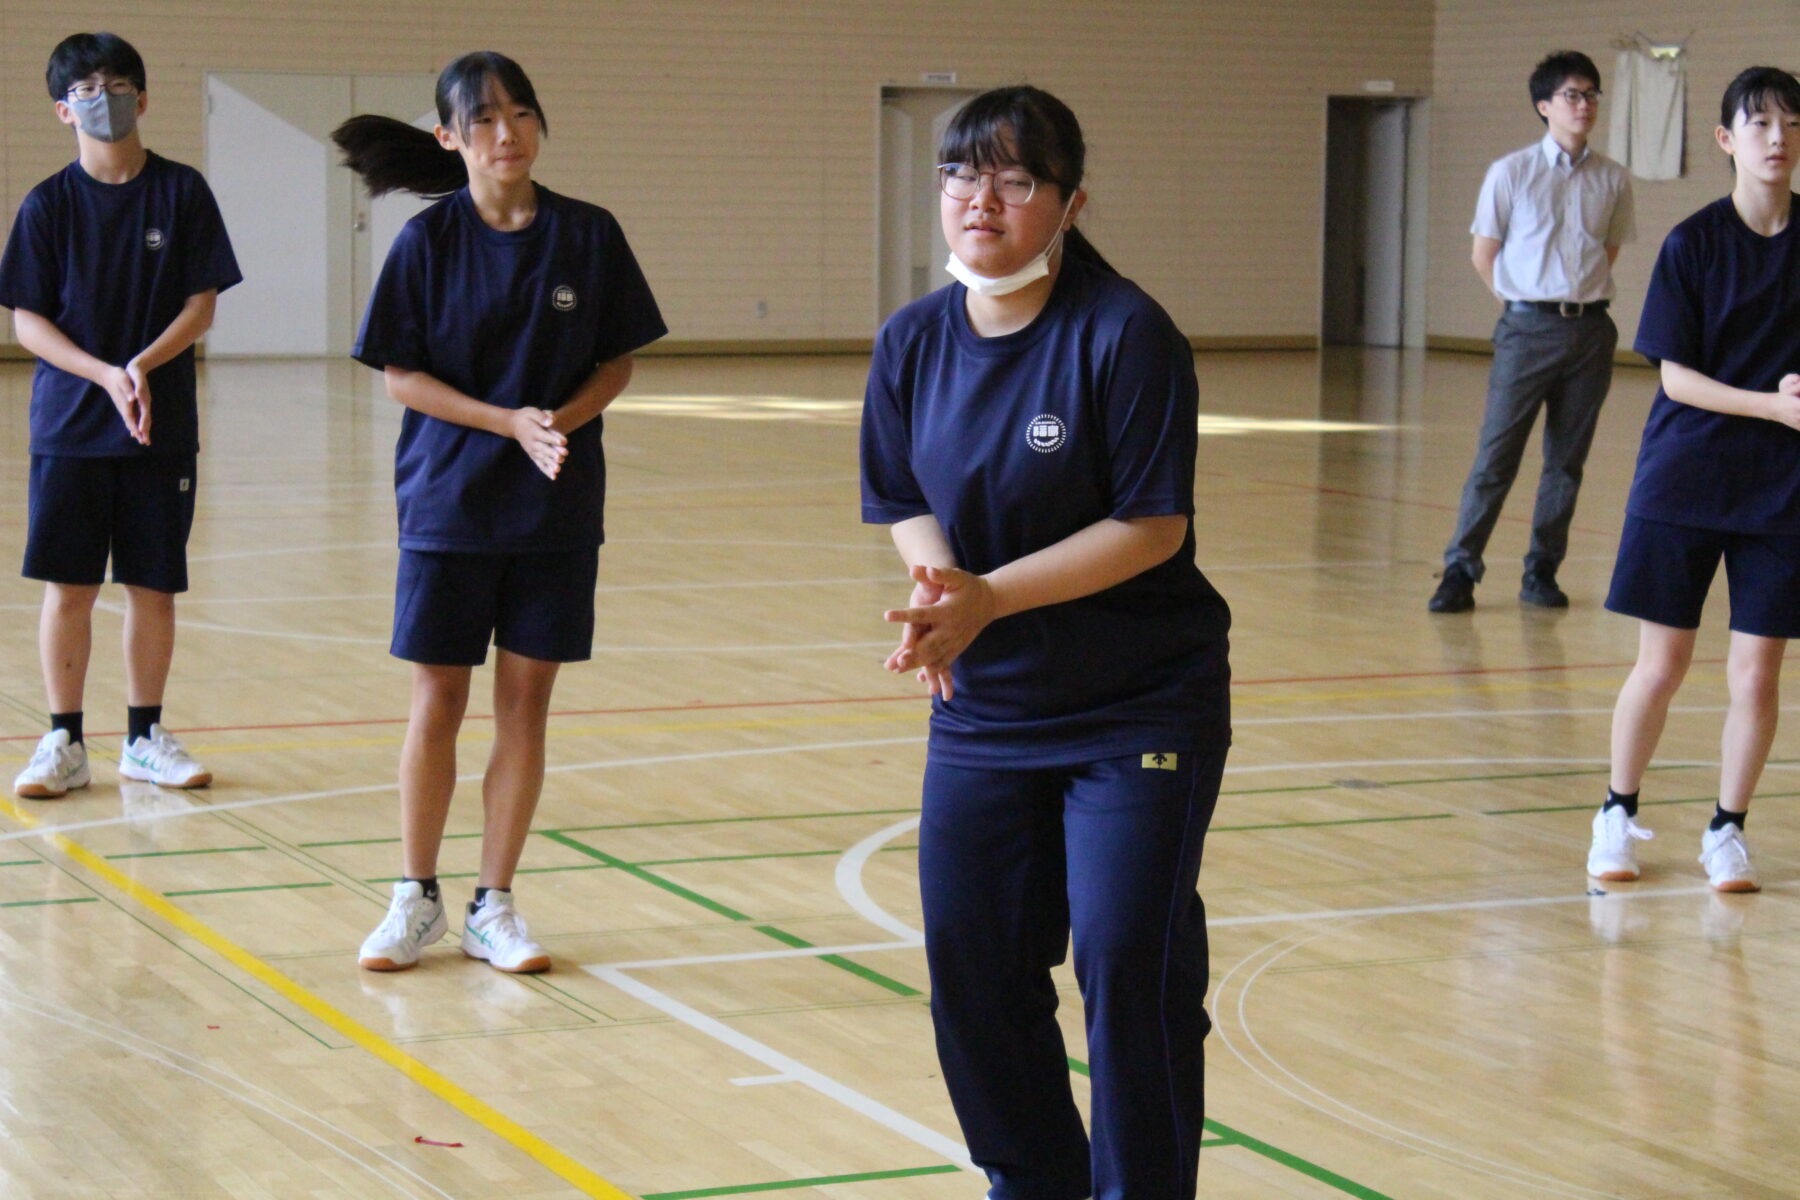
left=945, top=194, right=1078, bottom=297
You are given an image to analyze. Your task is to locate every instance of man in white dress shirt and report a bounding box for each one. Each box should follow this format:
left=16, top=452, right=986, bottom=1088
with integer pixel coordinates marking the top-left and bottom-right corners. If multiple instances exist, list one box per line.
left=1431, top=50, right=1635, bottom=613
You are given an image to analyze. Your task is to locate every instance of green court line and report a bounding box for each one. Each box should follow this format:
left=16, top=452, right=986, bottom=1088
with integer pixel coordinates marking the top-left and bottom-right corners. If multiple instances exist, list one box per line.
left=299, top=831, right=481, bottom=849
left=752, top=925, right=920, bottom=997
left=640, top=1164, right=961, bottom=1200
left=548, top=807, right=921, bottom=836
left=1214, top=813, right=1452, bottom=833
left=636, top=845, right=919, bottom=868
left=545, top=831, right=922, bottom=998
left=0, top=859, right=42, bottom=868
left=543, top=831, right=754, bottom=921
left=1488, top=789, right=1800, bottom=816
left=1066, top=1057, right=1393, bottom=1199
left=163, top=881, right=333, bottom=897
left=362, top=844, right=923, bottom=886
left=299, top=807, right=923, bottom=850
left=106, top=845, right=268, bottom=860
left=0, top=896, right=98, bottom=908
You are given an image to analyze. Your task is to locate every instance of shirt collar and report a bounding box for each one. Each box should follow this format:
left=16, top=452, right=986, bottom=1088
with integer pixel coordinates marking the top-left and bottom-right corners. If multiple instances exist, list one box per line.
left=1540, top=132, right=1590, bottom=168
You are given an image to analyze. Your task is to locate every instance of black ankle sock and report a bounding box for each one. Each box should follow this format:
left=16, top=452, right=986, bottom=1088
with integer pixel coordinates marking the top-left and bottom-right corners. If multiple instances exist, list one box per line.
left=1604, top=788, right=1639, bottom=818
left=404, top=876, right=440, bottom=902
left=127, top=705, right=162, bottom=744
left=1709, top=805, right=1746, bottom=832
left=50, top=711, right=84, bottom=746
left=473, top=886, right=496, bottom=908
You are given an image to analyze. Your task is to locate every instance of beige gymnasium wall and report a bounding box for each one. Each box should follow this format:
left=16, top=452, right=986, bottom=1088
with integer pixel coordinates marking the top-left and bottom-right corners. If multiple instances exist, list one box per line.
left=1428, top=1, right=1800, bottom=350
left=1, top=1, right=1432, bottom=354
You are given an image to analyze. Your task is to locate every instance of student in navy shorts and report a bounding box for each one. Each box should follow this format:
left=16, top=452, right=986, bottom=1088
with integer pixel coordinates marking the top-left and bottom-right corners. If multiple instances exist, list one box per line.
left=0, top=32, right=241, bottom=801
left=861, top=87, right=1231, bottom=1200
left=335, top=52, right=665, bottom=973
left=1587, top=67, right=1800, bottom=894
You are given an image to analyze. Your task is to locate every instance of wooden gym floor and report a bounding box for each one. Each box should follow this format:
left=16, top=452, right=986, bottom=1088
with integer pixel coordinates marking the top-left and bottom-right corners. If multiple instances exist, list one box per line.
left=0, top=348, right=1793, bottom=1199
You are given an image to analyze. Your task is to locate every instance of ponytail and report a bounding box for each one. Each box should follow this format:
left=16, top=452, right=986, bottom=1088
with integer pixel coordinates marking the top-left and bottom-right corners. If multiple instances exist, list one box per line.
left=331, top=113, right=466, bottom=198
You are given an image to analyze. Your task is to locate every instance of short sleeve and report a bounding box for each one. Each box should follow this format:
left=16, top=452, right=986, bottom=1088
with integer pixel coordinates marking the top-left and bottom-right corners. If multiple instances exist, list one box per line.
left=1471, top=161, right=1511, bottom=241
left=353, top=222, right=430, bottom=372
left=859, top=325, right=929, bottom=524
left=1099, top=305, right=1197, bottom=520
left=180, top=176, right=243, bottom=296
left=0, top=192, right=62, bottom=317
left=1634, top=225, right=1703, bottom=369
left=590, top=213, right=667, bottom=362
left=1607, top=174, right=1636, bottom=246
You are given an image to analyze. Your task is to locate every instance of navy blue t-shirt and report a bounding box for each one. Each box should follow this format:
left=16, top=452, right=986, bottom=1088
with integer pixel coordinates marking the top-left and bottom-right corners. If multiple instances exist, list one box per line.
left=0, top=152, right=241, bottom=457
left=1629, top=196, right=1800, bottom=533
left=861, top=256, right=1231, bottom=768
left=353, top=185, right=666, bottom=553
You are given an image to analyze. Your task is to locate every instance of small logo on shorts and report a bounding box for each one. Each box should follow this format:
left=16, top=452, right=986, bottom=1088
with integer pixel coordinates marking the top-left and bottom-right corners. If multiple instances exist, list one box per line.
left=145, top=228, right=166, bottom=251
left=552, top=285, right=577, bottom=311
left=1142, top=753, right=1178, bottom=771
left=1026, top=413, right=1067, bottom=453
left=178, top=478, right=190, bottom=492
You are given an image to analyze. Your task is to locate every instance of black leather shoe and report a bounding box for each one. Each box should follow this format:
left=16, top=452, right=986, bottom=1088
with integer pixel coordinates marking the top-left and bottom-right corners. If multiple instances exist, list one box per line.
left=1428, top=565, right=1475, bottom=613
left=1520, top=571, right=1569, bottom=608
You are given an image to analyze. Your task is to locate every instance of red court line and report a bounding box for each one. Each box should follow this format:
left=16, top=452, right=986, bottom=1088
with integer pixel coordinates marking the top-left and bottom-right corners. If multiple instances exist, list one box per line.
left=3, top=658, right=1724, bottom=742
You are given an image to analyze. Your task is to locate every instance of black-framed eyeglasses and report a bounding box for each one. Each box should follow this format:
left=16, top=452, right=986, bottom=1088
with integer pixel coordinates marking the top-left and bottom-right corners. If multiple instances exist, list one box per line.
left=1555, top=88, right=1602, bottom=107
left=66, top=79, right=138, bottom=101
left=937, top=163, right=1040, bottom=206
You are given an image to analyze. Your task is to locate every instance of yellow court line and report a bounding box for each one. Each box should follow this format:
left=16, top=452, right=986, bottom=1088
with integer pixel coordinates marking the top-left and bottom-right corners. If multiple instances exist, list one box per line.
left=0, top=795, right=635, bottom=1200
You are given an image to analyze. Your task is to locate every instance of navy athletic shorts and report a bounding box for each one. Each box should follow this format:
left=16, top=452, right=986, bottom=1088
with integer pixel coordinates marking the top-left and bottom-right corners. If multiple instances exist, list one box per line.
left=1606, top=515, right=1800, bottom=638
left=390, top=547, right=600, bottom=665
left=23, top=453, right=197, bottom=593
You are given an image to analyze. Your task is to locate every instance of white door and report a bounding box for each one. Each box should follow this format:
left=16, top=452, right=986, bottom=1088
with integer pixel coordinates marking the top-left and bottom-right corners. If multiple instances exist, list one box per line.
left=1361, top=102, right=1409, bottom=348
left=205, top=72, right=435, bottom=356
left=877, top=87, right=979, bottom=324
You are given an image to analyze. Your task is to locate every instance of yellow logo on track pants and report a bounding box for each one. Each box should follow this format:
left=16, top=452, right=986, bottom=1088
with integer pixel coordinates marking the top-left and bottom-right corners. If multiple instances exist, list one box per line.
left=1142, top=753, right=1178, bottom=771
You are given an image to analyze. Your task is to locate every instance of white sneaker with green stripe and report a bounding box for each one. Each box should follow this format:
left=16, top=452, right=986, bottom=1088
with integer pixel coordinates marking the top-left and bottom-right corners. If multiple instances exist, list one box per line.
left=119, top=724, right=212, bottom=788
left=461, top=889, right=550, bottom=973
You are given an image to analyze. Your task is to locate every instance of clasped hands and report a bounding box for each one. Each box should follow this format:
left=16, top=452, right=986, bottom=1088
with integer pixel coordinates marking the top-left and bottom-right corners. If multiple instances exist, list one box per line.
left=883, top=563, right=997, bottom=701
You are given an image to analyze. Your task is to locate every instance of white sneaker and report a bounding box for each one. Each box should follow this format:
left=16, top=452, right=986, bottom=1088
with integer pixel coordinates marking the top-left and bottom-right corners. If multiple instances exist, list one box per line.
left=1586, top=805, right=1653, bottom=881
left=461, top=890, right=550, bottom=973
left=14, top=729, right=91, bottom=799
left=119, top=723, right=212, bottom=788
left=359, top=881, right=448, bottom=970
left=1699, top=824, right=1759, bottom=893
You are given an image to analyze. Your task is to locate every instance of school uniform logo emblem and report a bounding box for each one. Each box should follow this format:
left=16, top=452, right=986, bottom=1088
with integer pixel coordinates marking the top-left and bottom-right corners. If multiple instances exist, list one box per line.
left=145, top=228, right=166, bottom=251
left=1026, top=414, right=1067, bottom=453
left=552, top=285, right=577, bottom=311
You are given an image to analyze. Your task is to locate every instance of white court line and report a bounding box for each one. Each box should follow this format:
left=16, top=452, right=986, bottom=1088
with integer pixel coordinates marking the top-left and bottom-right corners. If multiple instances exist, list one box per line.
left=1214, top=923, right=1624, bottom=1200
left=600, top=938, right=920, bottom=973
left=1208, top=881, right=1795, bottom=929
left=0, top=736, right=928, bottom=844
left=89, top=601, right=896, bottom=653
left=588, top=965, right=976, bottom=1172
left=835, top=818, right=924, bottom=941
left=583, top=813, right=971, bottom=1173
left=188, top=541, right=393, bottom=563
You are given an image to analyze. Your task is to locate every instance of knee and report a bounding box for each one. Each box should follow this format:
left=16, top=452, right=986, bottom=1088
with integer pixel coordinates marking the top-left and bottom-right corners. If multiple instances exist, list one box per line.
left=1633, top=648, right=1693, bottom=699
left=44, top=584, right=100, bottom=617
left=411, top=672, right=470, bottom=728
left=122, top=586, right=175, bottom=615
left=1728, top=659, right=1782, bottom=709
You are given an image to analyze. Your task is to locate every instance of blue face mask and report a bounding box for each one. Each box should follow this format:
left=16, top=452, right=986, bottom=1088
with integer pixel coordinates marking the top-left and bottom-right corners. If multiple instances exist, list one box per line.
left=68, top=90, right=138, bottom=143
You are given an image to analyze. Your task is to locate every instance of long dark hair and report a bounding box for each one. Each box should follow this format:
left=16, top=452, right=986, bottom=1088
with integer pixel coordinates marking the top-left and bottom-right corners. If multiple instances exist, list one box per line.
left=936, top=85, right=1115, bottom=275
left=331, top=51, right=547, bottom=198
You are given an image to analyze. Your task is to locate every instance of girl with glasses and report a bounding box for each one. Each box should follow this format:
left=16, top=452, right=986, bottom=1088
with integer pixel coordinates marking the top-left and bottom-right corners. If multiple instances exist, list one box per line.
left=861, top=85, right=1231, bottom=1200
